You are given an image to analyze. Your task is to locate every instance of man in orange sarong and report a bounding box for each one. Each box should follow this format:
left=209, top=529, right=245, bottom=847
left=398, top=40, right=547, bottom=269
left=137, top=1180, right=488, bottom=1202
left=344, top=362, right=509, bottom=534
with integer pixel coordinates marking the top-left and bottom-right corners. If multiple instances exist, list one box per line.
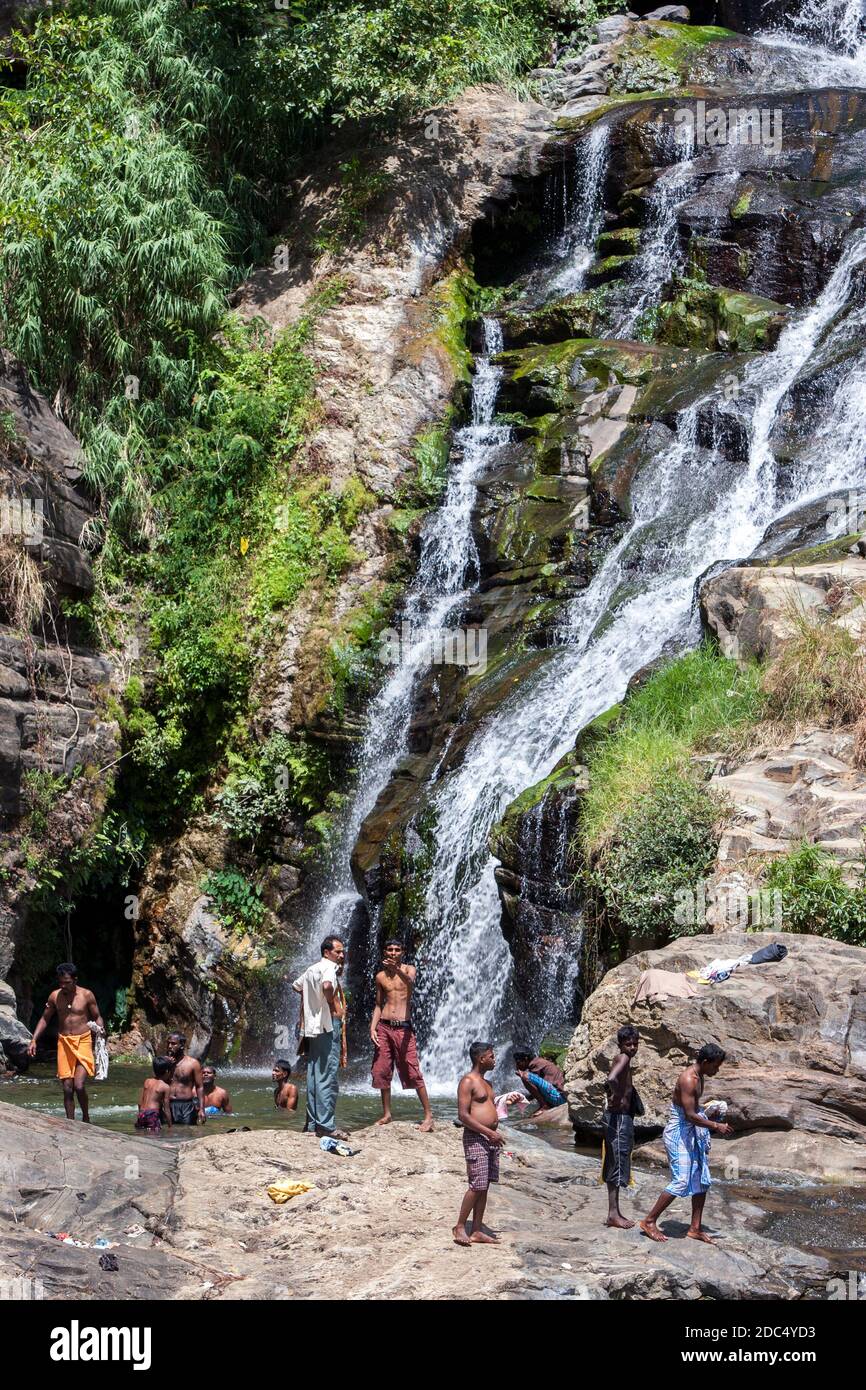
left=28, top=962, right=105, bottom=1122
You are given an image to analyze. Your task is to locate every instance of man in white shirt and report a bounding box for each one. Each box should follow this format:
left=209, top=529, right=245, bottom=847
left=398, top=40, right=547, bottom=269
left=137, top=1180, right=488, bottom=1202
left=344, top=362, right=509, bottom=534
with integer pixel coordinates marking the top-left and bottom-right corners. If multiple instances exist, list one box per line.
left=292, top=935, right=349, bottom=1138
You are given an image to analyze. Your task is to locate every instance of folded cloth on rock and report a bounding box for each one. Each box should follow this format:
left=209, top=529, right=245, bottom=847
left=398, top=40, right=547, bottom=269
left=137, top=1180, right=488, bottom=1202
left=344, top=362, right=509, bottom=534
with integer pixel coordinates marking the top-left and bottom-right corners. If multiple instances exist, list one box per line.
left=697, top=953, right=752, bottom=984
left=633, top=969, right=699, bottom=1005
left=267, top=1180, right=316, bottom=1204
left=749, top=942, right=788, bottom=966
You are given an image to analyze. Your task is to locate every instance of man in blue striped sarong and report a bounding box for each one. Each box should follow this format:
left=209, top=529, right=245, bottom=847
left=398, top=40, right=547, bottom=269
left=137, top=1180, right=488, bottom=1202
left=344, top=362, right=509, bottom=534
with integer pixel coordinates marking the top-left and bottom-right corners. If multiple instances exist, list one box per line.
left=639, top=1043, right=733, bottom=1244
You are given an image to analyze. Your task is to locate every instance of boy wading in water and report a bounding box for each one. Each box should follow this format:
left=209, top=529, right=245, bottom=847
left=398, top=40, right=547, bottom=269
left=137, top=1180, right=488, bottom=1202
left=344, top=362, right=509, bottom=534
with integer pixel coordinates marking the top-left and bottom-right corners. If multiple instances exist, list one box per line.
left=135, top=1056, right=174, bottom=1134
left=453, top=1041, right=506, bottom=1247
left=28, top=963, right=104, bottom=1122
left=602, top=1025, right=641, bottom=1229
left=370, top=939, right=434, bottom=1131
left=639, top=1042, right=733, bottom=1244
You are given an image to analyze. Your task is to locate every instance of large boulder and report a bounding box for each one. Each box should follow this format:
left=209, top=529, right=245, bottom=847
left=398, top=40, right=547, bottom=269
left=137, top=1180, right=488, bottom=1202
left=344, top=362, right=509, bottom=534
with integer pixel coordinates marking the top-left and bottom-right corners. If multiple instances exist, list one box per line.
left=565, top=930, right=866, bottom=1182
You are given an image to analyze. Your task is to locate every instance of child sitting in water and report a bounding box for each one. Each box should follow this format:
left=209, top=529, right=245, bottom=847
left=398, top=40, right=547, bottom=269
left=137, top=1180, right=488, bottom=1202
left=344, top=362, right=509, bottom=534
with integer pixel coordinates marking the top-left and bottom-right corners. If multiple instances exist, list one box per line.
left=273, top=1059, right=298, bottom=1113
left=135, top=1056, right=174, bottom=1134
left=202, top=1064, right=232, bottom=1116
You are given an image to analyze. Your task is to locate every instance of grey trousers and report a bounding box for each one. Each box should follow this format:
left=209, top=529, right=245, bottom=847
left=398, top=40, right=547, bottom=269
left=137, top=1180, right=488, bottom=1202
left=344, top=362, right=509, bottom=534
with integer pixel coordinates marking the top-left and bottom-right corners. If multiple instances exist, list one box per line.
left=304, top=1020, right=342, bottom=1133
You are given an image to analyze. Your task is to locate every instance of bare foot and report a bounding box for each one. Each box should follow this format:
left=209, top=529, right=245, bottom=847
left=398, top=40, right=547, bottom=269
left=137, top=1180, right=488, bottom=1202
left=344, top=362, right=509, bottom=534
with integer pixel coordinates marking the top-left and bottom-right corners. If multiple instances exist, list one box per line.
left=687, top=1229, right=716, bottom=1244
left=638, top=1219, right=668, bottom=1243
left=452, top=1226, right=471, bottom=1247
left=416, top=1117, right=434, bottom=1132
left=469, top=1230, right=500, bottom=1244
left=605, top=1216, right=635, bottom=1229
left=375, top=1116, right=392, bottom=1126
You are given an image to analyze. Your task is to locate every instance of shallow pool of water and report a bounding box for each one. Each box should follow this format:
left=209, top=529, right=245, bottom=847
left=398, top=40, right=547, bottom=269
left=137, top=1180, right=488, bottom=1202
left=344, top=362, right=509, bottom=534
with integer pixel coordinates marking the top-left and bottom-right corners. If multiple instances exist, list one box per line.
left=0, top=1063, right=457, bottom=1138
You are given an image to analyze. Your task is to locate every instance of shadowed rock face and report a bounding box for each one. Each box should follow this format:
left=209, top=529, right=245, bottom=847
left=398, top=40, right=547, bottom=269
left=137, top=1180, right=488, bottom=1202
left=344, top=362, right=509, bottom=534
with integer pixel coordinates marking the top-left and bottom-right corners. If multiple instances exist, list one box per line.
left=0, top=354, right=118, bottom=1005
left=565, top=931, right=866, bottom=1182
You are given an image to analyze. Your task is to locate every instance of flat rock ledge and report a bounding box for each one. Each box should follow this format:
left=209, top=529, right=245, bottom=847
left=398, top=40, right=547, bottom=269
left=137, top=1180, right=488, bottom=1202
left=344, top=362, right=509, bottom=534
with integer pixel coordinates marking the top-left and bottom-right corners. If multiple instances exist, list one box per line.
left=0, top=1102, right=834, bottom=1300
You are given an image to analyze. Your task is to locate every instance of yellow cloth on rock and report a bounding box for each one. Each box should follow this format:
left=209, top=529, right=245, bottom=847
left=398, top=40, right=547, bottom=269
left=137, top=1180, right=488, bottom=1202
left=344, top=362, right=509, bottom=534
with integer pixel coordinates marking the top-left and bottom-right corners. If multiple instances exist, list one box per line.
left=267, top=1180, right=316, bottom=1204
left=57, top=1031, right=95, bottom=1080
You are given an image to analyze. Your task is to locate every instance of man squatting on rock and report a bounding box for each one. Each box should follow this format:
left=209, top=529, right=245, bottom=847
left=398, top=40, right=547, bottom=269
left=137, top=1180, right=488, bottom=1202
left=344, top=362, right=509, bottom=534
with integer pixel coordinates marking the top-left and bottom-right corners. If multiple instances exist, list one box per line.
left=453, top=1040, right=506, bottom=1247
left=370, top=938, right=434, bottom=1131
left=640, top=1042, right=733, bottom=1244
left=28, top=963, right=104, bottom=1123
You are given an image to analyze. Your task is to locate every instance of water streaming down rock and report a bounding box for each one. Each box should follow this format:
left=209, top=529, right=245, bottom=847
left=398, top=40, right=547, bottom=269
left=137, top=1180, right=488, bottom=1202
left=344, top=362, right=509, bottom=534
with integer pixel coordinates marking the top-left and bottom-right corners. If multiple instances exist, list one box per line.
left=412, top=224, right=866, bottom=1089
left=615, top=126, right=698, bottom=338
left=758, top=0, right=866, bottom=83
left=545, top=121, right=610, bottom=298
left=294, top=320, right=510, bottom=973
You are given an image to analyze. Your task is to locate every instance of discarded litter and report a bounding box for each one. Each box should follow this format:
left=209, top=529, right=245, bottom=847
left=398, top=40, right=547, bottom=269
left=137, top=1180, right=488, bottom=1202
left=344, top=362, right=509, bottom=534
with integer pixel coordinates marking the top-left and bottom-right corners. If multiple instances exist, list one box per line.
left=319, top=1136, right=356, bottom=1157
left=267, top=1180, right=316, bottom=1204
left=98, top=1253, right=119, bottom=1272
left=124, top=1224, right=146, bottom=1238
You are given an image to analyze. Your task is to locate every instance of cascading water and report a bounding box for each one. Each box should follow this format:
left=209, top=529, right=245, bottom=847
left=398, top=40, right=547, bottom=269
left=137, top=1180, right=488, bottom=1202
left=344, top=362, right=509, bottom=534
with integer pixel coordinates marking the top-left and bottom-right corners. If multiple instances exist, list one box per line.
left=297, top=319, right=510, bottom=963
left=545, top=122, right=610, bottom=297
left=291, top=4, right=866, bottom=1096
left=413, top=226, right=866, bottom=1088
left=759, top=0, right=866, bottom=84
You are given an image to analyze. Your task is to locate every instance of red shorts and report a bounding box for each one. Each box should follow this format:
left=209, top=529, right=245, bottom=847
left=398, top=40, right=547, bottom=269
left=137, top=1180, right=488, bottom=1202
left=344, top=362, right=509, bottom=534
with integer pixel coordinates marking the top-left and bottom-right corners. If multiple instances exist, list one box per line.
left=371, top=1021, right=424, bottom=1090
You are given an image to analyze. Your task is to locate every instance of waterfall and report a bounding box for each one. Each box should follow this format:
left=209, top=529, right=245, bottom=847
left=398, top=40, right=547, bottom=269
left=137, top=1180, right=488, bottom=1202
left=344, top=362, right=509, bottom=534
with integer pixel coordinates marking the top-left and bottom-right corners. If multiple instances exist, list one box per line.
left=615, top=127, right=698, bottom=338
left=546, top=122, right=610, bottom=297
left=296, top=319, right=511, bottom=962
left=413, top=226, right=866, bottom=1088
left=759, top=0, right=866, bottom=84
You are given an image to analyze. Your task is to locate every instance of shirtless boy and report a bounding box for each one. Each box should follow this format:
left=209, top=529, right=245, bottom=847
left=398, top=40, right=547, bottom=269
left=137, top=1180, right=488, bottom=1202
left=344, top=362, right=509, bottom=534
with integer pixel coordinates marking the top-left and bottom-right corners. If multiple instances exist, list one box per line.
left=453, top=1041, right=506, bottom=1247
left=202, top=1065, right=232, bottom=1116
left=602, top=1024, right=640, bottom=1229
left=370, top=939, right=433, bottom=1131
left=166, top=1032, right=205, bottom=1126
left=28, top=963, right=104, bottom=1122
left=273, top=1059, right=298, bottom=1112
left=136, top=1056, right=174, bottom=1134
left=640, top=1042, right=734, bottom=1244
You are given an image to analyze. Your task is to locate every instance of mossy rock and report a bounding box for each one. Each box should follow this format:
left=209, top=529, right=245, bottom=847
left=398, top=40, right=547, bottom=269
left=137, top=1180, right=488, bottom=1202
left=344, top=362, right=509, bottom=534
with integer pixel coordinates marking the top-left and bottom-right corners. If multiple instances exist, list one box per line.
left=499, top=289, right=611, bottom=348
left=585, top=253, right=636, bottom=288
left=596, top=227, right=641, bottom=258
left=489, top=750, right=588, bottom=867
left=657, top=282, right=788, bottom=352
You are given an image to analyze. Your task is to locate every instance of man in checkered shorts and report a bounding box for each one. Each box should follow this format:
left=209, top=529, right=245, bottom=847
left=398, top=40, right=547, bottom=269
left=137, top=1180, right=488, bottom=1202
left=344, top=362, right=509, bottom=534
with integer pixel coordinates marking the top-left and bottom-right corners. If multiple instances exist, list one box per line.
left=453, top=1041, right=506, bottom=1246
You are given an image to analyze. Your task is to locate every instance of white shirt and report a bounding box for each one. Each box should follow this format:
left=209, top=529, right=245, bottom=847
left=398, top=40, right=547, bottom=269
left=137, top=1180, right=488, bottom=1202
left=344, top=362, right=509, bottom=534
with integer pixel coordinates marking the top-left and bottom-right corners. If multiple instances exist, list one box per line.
left=293, top=958, right=339, bottom=1037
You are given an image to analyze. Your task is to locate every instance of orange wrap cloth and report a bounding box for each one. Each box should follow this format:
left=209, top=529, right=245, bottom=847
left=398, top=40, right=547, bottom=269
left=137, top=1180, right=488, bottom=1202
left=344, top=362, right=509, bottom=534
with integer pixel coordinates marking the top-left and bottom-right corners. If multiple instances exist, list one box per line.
left=57, top=1031, right=95, bottom=1079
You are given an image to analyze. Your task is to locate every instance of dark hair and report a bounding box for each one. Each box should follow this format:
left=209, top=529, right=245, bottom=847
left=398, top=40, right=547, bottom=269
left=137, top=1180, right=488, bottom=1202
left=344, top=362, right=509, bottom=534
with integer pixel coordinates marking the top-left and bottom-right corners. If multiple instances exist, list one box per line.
left=384, top=938, right=403, bottom=950
left=617, top=1025, right=640, bottom=1047
left=469, top=1040, right=493, bottom=1064
left=167, top=1032, right=186, bottom=1046
left=320, top=935, right=343, bottom=956
left=513, top=1046, right=533, bottom=1062
left=153, top=1056, right=174, bottom=1080
left=697, top=1042, right=726, bottom=1065
left=202, top=1063, right=216, bottom=1074
left=56, top=962, right=78, bottom=979
left=274, top=1059, right=292, bottom=1076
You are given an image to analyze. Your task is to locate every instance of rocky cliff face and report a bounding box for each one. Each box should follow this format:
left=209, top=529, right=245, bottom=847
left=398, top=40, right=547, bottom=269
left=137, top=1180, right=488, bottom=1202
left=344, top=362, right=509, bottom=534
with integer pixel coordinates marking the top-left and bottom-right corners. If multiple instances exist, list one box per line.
left=0, top=352, right=118, bottom=1049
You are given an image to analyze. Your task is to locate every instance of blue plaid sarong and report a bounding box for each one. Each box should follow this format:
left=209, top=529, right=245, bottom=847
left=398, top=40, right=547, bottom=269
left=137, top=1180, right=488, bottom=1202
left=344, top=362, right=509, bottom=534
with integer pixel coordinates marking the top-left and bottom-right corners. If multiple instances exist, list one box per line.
left=663, top=1103, right=711, bottom=1196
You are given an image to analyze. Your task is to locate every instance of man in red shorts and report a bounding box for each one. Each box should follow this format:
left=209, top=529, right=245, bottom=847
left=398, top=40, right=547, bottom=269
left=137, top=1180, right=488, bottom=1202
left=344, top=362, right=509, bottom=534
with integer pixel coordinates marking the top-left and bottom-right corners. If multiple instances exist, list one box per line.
left=369, top=939, right=434, bottom=1131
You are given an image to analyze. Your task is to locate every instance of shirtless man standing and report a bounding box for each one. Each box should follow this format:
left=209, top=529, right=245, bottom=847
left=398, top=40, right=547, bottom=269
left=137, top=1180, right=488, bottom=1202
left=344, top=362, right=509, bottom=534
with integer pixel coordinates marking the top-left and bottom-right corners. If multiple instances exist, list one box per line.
left=28, top=963, right=104, bottom=1122
left=453, top=1041, right=506, bottom=1247
left=166, top=1032, right=205, bottom=1126
left=370, top=939, right=433, bottom=1131
left=602, top=1024, right=640, bottom=1229
left=640, top=1042, right=733, bottom=1244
